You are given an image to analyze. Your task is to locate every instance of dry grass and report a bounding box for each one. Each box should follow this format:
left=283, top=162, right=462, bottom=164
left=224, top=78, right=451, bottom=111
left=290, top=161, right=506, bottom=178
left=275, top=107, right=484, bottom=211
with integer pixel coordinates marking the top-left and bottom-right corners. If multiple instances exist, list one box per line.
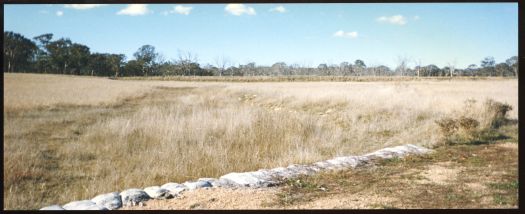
left=271, top=122, right=518, bottom=209
left=3, top=73, right=518, bottom=209
left=122, top=75, right=514, bottom=82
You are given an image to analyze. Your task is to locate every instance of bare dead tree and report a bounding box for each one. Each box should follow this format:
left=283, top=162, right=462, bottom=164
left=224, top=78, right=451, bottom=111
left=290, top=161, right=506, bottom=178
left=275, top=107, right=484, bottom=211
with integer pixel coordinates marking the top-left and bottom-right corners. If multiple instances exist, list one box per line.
left=447, top=59, right=457, bottom=78
left=178, top=50, right=198, bottom=76
left=414, top=59, right=422, bottom=78
left=396, top=56, right=410, bottom=76
left=214, top=56, right=230, bottom=77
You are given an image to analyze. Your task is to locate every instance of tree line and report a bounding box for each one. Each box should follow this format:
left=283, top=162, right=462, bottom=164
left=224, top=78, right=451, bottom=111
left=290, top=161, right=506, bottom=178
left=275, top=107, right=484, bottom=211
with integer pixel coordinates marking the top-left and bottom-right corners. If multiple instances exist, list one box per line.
left=4, top=31, right=518, bottom=78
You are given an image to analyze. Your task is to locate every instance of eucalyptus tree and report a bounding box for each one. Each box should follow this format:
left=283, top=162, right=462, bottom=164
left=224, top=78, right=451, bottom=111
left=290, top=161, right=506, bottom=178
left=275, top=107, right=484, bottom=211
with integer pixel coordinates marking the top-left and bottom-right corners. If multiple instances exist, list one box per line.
left=353, top=59, right=366, bottom=76
left=4, top=31, right=38, bottom=73
left=480, top=56, right=496, bottom=76
left=46, top=38, right=74, bottom=74
left=505, top=56, right=518, bottom=77
left=33, top=33, right=54, bottom=73
left=495, top=63, right=513, bottom=77
left=133, top=45, right=159, bottom=76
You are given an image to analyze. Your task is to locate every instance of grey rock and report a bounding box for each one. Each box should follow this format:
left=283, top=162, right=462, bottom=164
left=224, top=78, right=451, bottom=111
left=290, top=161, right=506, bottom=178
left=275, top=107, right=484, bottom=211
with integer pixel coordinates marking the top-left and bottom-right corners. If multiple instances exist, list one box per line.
left=183, top=180, right=212, bottom=190
left=40, top=205, right=65, bottom=210
left=197, top=178, right=222, bottom=187
left=120, top=188, right=151, bottom=206
left=91, top=192, right=122, bottom=210
left=161, top=182, right=187, bottom=195
left=62, top=200, right=108, bottom=210
left=143, top=186, right=173, bottom=199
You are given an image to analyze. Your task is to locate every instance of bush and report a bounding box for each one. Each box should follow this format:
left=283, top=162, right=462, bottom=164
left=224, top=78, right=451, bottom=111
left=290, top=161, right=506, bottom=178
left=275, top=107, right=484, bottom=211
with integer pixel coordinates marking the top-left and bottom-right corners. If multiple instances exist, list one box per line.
left=436, top=99, right=512, bottom=145
left=436, top=117, right=479, bottom=145
left=482, top=99, right=512, bottom=129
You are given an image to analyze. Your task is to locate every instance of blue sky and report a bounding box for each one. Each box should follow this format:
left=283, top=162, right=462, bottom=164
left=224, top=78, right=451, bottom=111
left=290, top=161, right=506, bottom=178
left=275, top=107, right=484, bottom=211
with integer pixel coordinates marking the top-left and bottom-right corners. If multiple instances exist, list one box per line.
left=4, top=3, right=518, bottom=69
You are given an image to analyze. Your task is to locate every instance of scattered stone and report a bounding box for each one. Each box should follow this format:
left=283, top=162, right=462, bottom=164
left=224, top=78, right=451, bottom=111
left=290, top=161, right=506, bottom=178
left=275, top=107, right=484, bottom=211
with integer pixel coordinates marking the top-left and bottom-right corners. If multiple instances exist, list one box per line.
left=161, top=182, right=187, bottom=195
left=91, top=192, right=122, bottom=210
left=120, top=188, right=151, bottom=206
left=183, top=180, right=212, bottom=190
left=40, top=205, right=65, bottom=210
left=143, top=186, right=173, bottom=199
left=62, top=200, right=107, bottom=210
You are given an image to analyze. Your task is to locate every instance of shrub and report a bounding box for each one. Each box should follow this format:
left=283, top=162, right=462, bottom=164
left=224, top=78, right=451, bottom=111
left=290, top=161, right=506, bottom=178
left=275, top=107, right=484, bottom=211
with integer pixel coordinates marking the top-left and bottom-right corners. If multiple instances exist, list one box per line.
left=436, top=99, right=512, bottom=145
left=436, top=118, right=458, bottom=138
left=481, top=99, right=512, bottom=129
left=436, top=117, right=479, bottom=145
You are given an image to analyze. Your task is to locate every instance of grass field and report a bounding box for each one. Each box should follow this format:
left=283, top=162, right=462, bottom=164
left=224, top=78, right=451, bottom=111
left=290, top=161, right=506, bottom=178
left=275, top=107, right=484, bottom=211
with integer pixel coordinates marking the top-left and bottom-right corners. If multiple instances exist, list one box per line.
left=3, top=73, right=518, bottom=209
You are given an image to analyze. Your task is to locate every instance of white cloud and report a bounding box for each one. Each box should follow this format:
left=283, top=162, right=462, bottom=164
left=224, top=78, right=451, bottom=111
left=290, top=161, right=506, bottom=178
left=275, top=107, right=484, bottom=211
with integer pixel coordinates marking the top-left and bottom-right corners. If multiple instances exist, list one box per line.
left=64, top=4, right=105, bottom=10
left=174, top=5, right=192, bottom=15
left=163, top=5, right=193, bottom=15
left=56, top=11, right=64, bottom=16
left=225, top=4, right=256, bottom=16
left=413, top=15, right=420, bottom=20
left=333, top=30, right=358, bottom=39
left=117, top=4, right=151, bottom=16
left=376, top=15, right=407, bottom=25
left=269, top=6, right=286, bottom=13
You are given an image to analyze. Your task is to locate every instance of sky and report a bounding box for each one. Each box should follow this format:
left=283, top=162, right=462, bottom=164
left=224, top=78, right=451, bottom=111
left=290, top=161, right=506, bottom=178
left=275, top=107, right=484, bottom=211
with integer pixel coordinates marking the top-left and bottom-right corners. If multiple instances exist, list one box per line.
left=4, top=3, right=518, bottom=69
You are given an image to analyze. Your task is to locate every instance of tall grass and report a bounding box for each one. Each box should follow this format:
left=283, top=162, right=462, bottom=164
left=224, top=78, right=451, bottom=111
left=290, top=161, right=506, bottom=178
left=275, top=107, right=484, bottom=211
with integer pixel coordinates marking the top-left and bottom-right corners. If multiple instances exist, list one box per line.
left=3, top=73, right=518, bottom=209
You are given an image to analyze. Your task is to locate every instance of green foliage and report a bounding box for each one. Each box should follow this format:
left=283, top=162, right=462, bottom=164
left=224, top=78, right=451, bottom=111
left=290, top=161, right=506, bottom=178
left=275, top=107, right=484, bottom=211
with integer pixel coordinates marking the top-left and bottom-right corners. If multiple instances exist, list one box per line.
left=4, top=31, right=38, bottom=72
left=2, top=30, right=519, bottom=78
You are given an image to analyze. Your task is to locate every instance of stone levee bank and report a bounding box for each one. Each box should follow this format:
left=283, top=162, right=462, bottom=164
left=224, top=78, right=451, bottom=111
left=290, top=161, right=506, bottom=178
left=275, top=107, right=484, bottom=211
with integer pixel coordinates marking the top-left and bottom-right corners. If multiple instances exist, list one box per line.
left=40, top=144, right=432, bottom=210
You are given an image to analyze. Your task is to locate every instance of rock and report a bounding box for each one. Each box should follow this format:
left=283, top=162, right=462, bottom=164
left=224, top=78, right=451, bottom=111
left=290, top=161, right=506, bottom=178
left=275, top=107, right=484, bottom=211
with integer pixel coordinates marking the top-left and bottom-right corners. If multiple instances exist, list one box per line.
left=332, top=156, right=361, bottom=168
left=286, top=164, right=316, bottom=175
left=219, top=144, right=432, bottom=188
left=143, top=186, right=173, bottom=199
left=161, top=183, right=188, bottom=195
left=91, top=192, right=122, bottom=210
left=219, top=172, right=261, bottom=187
left=183, top=180, right=212, bottom=190
left=197, top=178, right=223, bottom=187
left=40, top=205, right=65, bottom=210
left=364, top=144, right=430, bottom=159
left=62, top=200, right=108, bottom=210
left=120, top=188, right=150, bottom=206
left=312, top=161, right=336, bottom=170
left=269, top=167, right=295, bottom=178
left=219, top=171, right=276, bottom=187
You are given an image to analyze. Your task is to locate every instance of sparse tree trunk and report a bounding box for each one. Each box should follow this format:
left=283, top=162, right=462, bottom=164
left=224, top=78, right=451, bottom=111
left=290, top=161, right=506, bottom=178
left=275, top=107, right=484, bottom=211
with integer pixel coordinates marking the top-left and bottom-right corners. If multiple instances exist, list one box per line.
left=63, top=63, right=68, bottom=74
